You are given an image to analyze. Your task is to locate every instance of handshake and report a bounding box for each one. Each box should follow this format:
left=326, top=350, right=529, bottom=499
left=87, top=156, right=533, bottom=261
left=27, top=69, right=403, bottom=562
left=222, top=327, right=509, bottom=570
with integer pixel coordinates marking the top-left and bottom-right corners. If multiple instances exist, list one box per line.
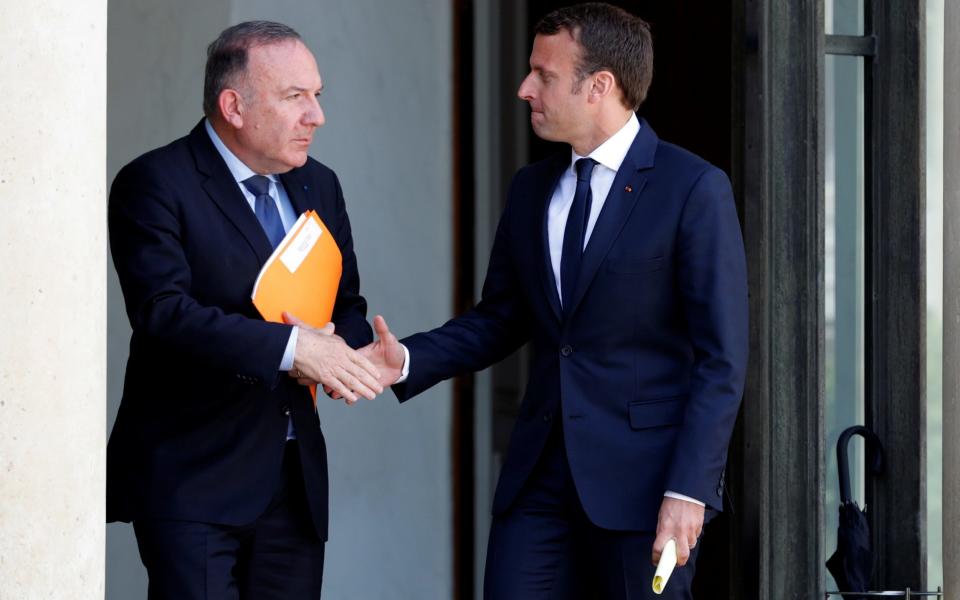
left=283, top=312, right=405, bottom=404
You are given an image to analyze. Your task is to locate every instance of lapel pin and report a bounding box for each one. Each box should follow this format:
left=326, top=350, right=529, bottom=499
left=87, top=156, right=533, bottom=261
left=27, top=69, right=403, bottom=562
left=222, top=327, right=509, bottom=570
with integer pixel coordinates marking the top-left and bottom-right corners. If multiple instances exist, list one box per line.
left=625, top=185, right=633, bottom=193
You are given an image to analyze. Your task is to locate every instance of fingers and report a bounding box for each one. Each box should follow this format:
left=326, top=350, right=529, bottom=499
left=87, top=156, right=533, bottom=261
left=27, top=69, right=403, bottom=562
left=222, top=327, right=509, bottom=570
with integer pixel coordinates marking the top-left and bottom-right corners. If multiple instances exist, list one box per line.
left=373, top=315, right=393, bottom=341
left=652, top=496, right=704, bottom=566
left=337, top=346, right=382, bottom=398
left=282, top=313, right=334, bottom=337
left=294, top=330, right=383, bottom=402
left=651, top=532, right=669, bottom=565
left=651, top=535, right=692, bottom=567
left=349, top=349, right=382, bottom=386
left=320, top=373, right=359, bottom=404
left=287, top=368, right=318, bottom=386
left=317, top=366, right=373, bottom=404
left=675, top=537, right=691, bottom=566
left=282, top=311, right=307, bottom=327
left=334, top=365, right=379, bottom=401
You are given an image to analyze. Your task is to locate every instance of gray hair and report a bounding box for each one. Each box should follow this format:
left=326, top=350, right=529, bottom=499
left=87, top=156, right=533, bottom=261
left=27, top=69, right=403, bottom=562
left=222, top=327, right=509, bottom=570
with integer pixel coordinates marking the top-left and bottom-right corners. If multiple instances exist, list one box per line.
left=203, top=21, right=302, bottom=118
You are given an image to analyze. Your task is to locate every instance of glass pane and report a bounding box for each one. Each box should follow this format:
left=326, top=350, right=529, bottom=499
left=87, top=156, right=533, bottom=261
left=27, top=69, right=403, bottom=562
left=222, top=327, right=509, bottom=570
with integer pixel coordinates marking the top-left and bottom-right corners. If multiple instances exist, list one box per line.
left=824, top=53, right=866, bottom=592
left=925, top=0, right=945, bottom=588
left=826, top=0, right=865, bottom=36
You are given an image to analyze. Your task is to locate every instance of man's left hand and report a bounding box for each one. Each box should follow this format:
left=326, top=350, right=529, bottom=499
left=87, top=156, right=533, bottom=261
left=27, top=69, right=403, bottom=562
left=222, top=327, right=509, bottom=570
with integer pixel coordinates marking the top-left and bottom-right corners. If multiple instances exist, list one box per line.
left=651, top=496, right=704, bottom=567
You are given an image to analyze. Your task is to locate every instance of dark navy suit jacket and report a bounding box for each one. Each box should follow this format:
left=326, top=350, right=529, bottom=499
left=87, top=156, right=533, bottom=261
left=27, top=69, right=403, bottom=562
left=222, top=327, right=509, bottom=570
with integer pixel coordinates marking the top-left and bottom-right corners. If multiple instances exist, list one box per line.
left=395, top=120, right=748, bottom=531
left=107, top=121, right=372, bottom=541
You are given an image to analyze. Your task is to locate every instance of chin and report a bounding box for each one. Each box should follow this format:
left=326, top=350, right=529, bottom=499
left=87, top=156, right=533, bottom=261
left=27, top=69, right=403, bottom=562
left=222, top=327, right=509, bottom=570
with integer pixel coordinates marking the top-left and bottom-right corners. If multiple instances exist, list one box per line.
left=531, top=124, right=558, bottom=143
left=285, top=153, right=310, bottom=169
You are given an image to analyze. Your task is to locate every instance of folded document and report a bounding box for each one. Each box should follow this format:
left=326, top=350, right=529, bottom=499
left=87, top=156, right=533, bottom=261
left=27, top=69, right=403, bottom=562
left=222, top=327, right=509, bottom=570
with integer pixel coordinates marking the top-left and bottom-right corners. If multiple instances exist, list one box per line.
left=252, top=210, right=342, bottom=403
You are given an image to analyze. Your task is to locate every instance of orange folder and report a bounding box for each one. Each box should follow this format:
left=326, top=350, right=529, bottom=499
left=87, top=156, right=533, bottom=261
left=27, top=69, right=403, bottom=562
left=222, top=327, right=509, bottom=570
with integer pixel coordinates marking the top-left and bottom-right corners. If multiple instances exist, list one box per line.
left=251, top=210, right=342, bottom=403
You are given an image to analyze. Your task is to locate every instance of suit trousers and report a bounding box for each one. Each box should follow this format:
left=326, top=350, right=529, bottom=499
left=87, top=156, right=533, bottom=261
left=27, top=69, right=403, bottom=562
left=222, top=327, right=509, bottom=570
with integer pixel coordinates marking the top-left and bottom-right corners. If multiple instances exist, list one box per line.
left=133, top=442, right=325, bottom=600
left=483, top=424, right=702, bottom=600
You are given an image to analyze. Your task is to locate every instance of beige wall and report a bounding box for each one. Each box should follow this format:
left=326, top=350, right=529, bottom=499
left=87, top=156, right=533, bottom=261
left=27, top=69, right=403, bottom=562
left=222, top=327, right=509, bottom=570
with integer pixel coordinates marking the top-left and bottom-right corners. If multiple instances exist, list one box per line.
left=0, top=1, right=107, bottom=598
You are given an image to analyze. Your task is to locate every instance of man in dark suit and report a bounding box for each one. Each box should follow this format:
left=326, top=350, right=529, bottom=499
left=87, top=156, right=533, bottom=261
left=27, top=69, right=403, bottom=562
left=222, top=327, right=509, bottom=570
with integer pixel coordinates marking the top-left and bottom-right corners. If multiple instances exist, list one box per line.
left=355, top=4, right=748, bottom=598
left=108, top=21, right=382, bottom=598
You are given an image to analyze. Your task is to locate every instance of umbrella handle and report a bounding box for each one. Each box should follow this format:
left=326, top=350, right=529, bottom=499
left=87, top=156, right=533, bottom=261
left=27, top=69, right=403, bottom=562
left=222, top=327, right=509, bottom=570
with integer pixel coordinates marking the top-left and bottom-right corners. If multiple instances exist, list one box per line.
left=836, top=425, right=885, bottom=505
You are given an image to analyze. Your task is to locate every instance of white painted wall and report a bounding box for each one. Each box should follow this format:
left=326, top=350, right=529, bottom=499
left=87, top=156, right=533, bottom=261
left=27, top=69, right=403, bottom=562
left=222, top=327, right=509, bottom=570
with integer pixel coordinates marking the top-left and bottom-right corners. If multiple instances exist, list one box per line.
left=0, top=1, right=107, bottom=598
left=106, top=1, right=454, bottom=598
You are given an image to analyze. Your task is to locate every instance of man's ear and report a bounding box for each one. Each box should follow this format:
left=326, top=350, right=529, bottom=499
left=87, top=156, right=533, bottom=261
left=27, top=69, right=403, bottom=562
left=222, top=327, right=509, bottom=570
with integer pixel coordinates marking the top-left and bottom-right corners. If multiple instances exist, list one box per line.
left=218, top=88, right=244, bottom=128
left=588, top=70, right=617, bottom=103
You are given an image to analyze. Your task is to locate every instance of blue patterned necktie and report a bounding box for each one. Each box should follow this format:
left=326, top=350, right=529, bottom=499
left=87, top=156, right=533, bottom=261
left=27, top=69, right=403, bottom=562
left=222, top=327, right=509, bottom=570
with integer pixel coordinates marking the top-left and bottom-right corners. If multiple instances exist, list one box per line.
left=242, top=175, right=285, bottom=249
left=559, top=157, right=598, bottom=313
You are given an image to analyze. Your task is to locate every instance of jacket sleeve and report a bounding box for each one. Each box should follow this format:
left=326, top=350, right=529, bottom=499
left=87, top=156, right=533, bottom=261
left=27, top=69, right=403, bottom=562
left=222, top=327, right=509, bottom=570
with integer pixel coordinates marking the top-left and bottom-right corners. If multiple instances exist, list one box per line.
left=393, top=178, right=533, bottom=401
left=109, top=158, right=291, bottom=385
left=664, top=166, right=749, bottom=509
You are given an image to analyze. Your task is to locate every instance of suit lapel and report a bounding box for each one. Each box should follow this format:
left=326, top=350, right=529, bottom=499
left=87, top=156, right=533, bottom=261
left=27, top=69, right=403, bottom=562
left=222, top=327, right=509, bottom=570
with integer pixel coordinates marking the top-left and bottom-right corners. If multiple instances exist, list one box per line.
left=188, top=121, right=274, bottom=266
left=536, top=155, right=568, bottom=323
left=278, top=169, right=311, bottom=218
left=565, top=119, right=659, bottom=318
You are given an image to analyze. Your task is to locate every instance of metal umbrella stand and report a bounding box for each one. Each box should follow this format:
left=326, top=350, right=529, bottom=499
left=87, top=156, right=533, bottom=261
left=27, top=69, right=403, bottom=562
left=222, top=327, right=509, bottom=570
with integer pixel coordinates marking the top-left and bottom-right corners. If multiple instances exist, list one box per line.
left=824, top=589, right=943, bottom=598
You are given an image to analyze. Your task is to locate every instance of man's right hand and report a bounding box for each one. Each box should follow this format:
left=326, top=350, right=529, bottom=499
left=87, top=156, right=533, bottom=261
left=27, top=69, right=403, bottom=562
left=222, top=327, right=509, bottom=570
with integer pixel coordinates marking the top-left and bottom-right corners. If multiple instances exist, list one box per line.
left=284, top=312, right=383, bottom=404
left=359, top=315, right=406, bottom=387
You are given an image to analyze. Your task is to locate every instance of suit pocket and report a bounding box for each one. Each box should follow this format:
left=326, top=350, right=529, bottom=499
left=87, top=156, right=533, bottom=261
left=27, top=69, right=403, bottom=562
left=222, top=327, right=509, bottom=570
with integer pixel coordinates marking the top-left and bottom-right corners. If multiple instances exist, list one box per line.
left=606, top=256, right=664, bottom=275
left=628, top=395, right=685, bottom=430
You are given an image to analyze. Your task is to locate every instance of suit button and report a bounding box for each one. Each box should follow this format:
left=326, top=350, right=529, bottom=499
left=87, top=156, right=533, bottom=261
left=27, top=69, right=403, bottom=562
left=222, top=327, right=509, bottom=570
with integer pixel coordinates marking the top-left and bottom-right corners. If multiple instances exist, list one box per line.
left=560, top=345, right=573, bottom=357
left=282, top=406, right=291, bottom=417
left=543, top=411, right=552, bottom=423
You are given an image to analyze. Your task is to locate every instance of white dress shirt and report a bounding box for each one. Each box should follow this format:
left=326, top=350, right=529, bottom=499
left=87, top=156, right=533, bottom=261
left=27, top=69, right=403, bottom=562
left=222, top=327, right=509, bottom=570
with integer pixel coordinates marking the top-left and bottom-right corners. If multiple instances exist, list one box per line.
left=205, top=119, right=299, bottom=439
left=548, top=114, right=640, bottom=301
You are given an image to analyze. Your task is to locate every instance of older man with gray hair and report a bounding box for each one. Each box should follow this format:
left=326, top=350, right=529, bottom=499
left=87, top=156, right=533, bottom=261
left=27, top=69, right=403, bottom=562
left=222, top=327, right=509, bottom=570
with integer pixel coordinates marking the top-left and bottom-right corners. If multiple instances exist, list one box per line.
left=107, top=21, right=379, bottom=598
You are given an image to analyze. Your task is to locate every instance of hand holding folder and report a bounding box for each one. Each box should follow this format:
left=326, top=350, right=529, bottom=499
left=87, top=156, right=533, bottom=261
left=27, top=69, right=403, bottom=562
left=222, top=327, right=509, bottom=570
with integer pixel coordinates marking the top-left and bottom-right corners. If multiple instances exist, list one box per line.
left=251, top=210, right=340, bottom=404
left=251, top=210, right=382, bottom=404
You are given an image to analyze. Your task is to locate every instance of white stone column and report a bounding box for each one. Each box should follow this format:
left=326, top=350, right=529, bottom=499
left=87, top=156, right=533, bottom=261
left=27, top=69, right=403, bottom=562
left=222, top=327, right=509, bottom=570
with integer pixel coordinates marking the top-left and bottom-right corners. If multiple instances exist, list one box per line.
left=944, top=0, right=960, bottom=596
left=0, top=2, right=107, bottom=598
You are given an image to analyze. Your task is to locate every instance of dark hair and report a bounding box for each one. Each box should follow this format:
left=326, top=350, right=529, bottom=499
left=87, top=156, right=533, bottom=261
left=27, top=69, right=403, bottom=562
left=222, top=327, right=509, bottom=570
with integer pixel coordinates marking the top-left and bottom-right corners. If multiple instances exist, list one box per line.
left=535, top=3, right=653, bottom=110
left=203, top=21, right=302, bottom=118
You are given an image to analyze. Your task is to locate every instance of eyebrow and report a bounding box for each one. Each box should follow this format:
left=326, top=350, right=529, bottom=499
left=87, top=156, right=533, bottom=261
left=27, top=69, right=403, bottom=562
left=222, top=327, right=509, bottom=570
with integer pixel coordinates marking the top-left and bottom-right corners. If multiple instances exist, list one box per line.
left=283, top=84, right=324, bottom=95
left=530, top=65, right=556, bottom=77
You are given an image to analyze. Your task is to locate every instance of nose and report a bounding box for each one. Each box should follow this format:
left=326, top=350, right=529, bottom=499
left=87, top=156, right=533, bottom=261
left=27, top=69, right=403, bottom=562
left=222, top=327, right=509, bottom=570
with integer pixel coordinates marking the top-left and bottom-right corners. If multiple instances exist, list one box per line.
left=517, top=72, right=535, bottom=101
left=305, top=96, right=325, bottom=128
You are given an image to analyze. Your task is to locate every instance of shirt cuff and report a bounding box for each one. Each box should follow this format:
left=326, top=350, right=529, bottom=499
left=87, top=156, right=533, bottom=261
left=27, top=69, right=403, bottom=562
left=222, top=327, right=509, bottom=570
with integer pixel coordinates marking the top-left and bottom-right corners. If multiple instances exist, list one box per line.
left=394, top=344, right=410, bottom=384
left=664, top=490, right=705, bottom=507
left=279, top=327, right=298, bottom=371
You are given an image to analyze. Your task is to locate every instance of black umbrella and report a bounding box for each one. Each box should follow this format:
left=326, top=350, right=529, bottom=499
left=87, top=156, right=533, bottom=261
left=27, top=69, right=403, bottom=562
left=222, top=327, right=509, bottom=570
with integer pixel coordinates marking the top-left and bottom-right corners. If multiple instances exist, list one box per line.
left=826, top=425, right=884, bottom=599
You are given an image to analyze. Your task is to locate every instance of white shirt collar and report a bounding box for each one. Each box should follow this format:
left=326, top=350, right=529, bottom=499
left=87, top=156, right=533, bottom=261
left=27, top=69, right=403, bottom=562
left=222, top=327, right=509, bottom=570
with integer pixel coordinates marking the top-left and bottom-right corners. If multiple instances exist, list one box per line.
left=204, top=119, right=277, bottom=185
left=570, top=113, right=640, bottom=173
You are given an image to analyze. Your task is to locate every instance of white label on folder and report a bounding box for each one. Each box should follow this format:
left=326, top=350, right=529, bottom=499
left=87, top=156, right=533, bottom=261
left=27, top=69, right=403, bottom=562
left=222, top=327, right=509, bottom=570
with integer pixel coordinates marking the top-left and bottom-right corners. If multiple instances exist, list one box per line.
left=280, top=218, right=322, bottom=273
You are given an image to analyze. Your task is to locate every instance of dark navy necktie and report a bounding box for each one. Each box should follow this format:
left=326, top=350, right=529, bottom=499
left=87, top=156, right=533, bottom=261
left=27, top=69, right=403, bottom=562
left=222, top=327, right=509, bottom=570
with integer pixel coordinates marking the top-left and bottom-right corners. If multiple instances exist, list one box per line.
left=242, top=175, right=285, bottom=249
left=560, top=157, right=598, bottom=313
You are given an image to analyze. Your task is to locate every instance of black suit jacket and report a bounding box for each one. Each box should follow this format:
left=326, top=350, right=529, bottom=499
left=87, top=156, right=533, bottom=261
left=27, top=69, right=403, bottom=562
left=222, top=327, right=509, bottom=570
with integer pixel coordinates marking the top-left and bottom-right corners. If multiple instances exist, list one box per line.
left=395, top=120, right=748, bottom=531
left=107, top=120, right=371, bottom=540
